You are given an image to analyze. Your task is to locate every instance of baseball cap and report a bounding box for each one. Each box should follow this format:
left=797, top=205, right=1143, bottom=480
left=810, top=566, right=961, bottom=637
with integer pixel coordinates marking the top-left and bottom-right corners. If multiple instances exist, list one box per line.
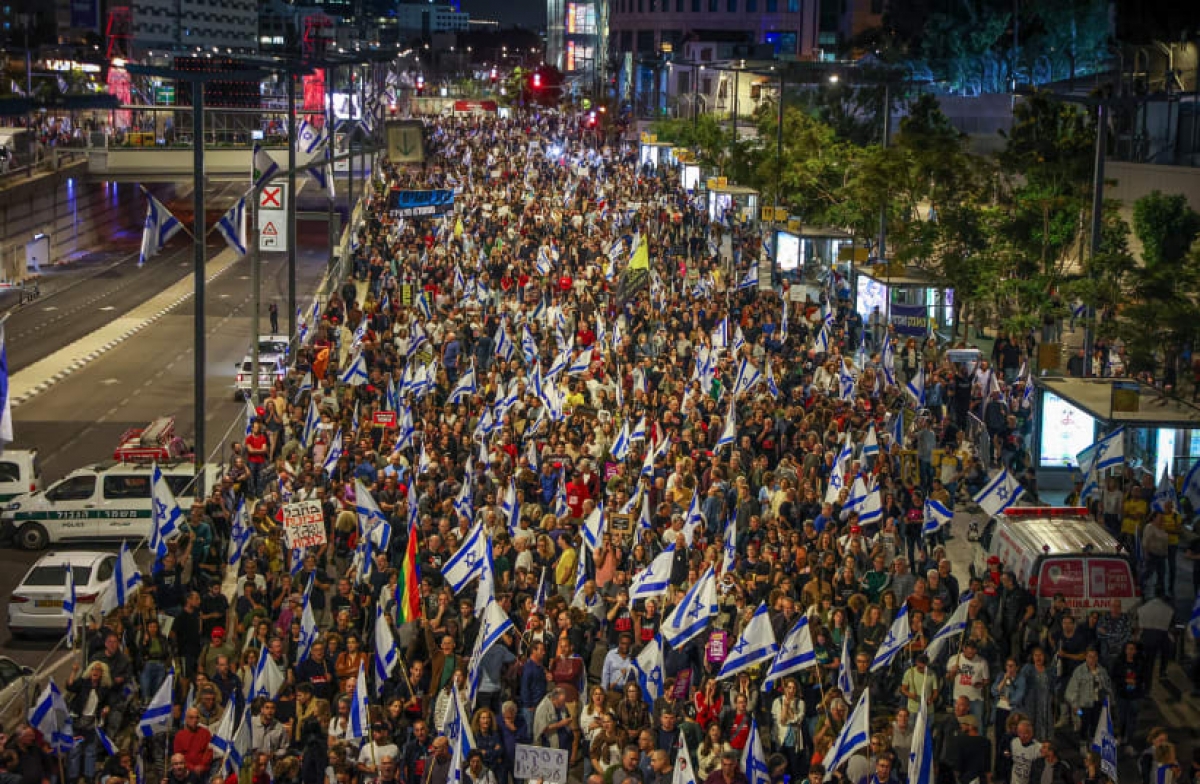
left=958, top=715, right=979, bottom=729
left=211, top=628, right=226, bottom=640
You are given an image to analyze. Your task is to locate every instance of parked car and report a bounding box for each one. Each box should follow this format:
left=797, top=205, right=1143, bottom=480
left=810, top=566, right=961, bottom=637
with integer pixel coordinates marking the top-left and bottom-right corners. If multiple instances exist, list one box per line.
left=7, top=551, right=116, bottom=638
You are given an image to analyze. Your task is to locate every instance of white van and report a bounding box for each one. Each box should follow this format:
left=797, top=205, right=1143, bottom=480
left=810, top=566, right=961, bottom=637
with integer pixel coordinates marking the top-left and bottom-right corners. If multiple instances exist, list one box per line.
left=969, top=507, right=1140, bottom=614
left=0, top=449, right=43, bottom=502
left=0, top=461, right=222, bottom=550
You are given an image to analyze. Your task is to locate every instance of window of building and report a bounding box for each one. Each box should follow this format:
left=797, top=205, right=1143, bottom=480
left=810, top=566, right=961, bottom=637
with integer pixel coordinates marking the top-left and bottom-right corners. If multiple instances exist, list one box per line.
left=637, top=29, right=656, bottom=53
left=787, top=0, right=798, bottom=9
left=638, top=0, right=643, bottom=12
left=708, top=0, right=717, bottom=10
left=765, top=0, right=776, bottom=10
left=649, top=0, right=657, bottom=11
left=677, top=0, right=683, bottom=9
left=727, top=0, right=736, bottom=10
left=746, top=0, right=756, bottom=9
left=871, top=0, right=884, bottom=11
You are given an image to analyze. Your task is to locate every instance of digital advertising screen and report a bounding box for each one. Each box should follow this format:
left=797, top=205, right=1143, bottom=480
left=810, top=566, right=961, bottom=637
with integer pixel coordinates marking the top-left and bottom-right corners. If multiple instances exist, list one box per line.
left=855, top=275, right=888, bottom=322
left=1038, top=391, right=1096, bottom=468
left=776, top=231, right=800, bottom=272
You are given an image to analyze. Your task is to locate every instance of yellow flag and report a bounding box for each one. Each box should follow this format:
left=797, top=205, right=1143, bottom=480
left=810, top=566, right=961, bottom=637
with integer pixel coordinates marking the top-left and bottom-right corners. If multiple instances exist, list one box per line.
left=629, top=237, right=649, bottom=270
left=454, top=217, right=464, bottom=238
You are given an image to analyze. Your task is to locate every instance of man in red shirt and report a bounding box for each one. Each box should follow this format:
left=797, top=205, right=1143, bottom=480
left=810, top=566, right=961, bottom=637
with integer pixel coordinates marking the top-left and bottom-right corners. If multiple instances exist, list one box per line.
left=565, top=472, right=591, bottom=520
left=173, top=708, right=213, bottom=777
left=244, top=419, right=269, bottom=497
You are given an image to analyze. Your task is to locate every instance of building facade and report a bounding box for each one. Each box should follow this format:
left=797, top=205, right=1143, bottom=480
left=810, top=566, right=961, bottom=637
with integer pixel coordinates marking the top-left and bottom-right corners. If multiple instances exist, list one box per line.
left=607, top=0, right=818, bottom=114
left=131, top=0, right=258, bottom=53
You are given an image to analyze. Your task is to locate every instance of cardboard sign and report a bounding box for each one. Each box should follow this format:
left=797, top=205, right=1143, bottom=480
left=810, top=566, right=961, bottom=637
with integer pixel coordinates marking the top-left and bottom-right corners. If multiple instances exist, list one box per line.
left=514, top=745, right=568, bottom=784
left=282, top=500, right=326, bottom=549
left=374, top=411, right=398, bottom=427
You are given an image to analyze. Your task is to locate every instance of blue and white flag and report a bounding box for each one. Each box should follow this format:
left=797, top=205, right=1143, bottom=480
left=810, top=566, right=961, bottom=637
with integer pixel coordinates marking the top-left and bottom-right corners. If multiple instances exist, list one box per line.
left=737, top=264, right=759, bottom=291
left=733, top=358, right=762, bottom=397
left=444, top=682, right=475, bottom=784
left=296, top=119, right=325, bottom=155
left=611, top=422, right=631, bottom=462
left=97, top=726, right=118, bottom=756
left=673, top=734, right=699, bottom=784
left=1188, top=595, right=1200, bottom=639
left=307, top=163, right=336, bottom=197
left=473, top=537, right=497, bottom=616
left=1090, top=698, right=1118, bottom=783
left=296, top=585, right=318, bottom=662
left=348, top=661, right=370, bottom=739
left=243, top=395, right=257, bottom=438
left=870, top=605, right=912, bottom=671
left=716, top=401, right=737, bottom=451
left=908, top=692, right=934, bottom=784
left=629, top=415, right=648, bottom=443
left=62, top=564, right=76, bottom=647
left=722, top=518, right=737, bottom=574
left=340, top=353, right=369, bottom=386
left=301, top=397, right=320, bottom=448
left=467, top=598, right=515, bottom=704
left=837, top=633, right=853, bottom=695
left=742, top=719, right=770, bottom=784
left=103, top=540, right=143, bottom=613
left=925, top=600, right=970, bottom=661
left=210, top=696, right=237, bottom=756
left=249, top=644, right=284, bottom=700
left=0, top=323, right=11, bottom=447
left=322, top=429, right=343, bottom=476
left=1182, top=460, right=1200, bottom=513
left=442, top=522, right=486, bottom=593
left=582, top=503, right=606, bottom=551
left=629, top=547, right=675, bottom=601
left=224, top=708, right=252, bottom=775
left=373, top=603, right=398, bottom=696
left=973, top=468, right=1025, bottom=517
left=923, top=498, right=954, bottom=535
left=881, top=338, right=897, bottom=386
left=227, top=500, right=251, bottom=567
left=1077, top=427, right=1125, bottom=475
left=861, top=425, right=879, bottom=458
left=216, top=195, right=248, bottom=256
left=764, top=614, right=817, bottom=685
left=765, top=361, right=780, bottom=398
left=150, top=464, right=182, bottom=568
left=662, top=566, right=717, bottom=648
left=1152, top=469, right=1178, bottom=513
left=138, top=189, right=183, bottom=266
left=355, top=480, right=390, bottom=547
left=633, top=634, right=665, bottom=706
left=29, top=679, right=73, bottom=753
left=138, top=668, right=174, bottom=737
left=822, top=689, right=870, bottom=780
left=252, top=144, right=280, bottom=190
left=718, top=602, right=779, bottom=679
left=905, top=366, right=926, bottom=407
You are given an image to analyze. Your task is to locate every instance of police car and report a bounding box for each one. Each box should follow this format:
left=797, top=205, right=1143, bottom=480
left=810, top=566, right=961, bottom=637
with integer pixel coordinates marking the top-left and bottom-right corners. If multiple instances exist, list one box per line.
left=0, top=461, right=221, bottom=550
left=234, top=335, right=290, bottom=401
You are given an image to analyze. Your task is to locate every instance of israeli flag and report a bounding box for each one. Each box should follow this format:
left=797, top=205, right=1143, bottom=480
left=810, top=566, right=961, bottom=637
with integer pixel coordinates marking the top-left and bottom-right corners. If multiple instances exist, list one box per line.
left=837, top=633, right=853, bottom=695
left=0, top=323, right=11, bottom=447
left=908, top=693, right=934, bottom=784
left=633, top=635, right=665, bottom=705
left=737, top=264, right=759, bottom=291
left=733, top=358, right=762, bottom=397
left=881, top=338, right=896, bottom=387
left=248, top=646, right=284, bottom=700
left=444, top=682, right=475, bottom=784
left=138, top=668, right=174, bottom=737
left=923, top=498, right=954, bottom=535
left=764, top=614, right=817, bottom=685
left=62, top=564, right=76, bottom=648
left=814, top=322, right=831, bottom=355
left=722, top=518, right=737, bottom=574
left=822, top=689, right=870, bottom=780
left=252, top=143, right=280, bottom=190
left=96, top=726, right=118, bottom=756
left=227, top=500, right=251, bottom=567
left=673, top=733, right=699, bottom=784
left=467, top=598, right=516, bottom=704
left=442, top=522, right=487, bottom=593
left=861, top=425, right=879, bottom=459
left=630, top=415, right=648, bottom=442
left=779, top=302, right=789, bottom=343
left=474, top=537, right=498, bottom=616
left=582, top=503, right=606, bottom=551
left=568, top=350, right=592, bottom=376
left=243, top=396, right=257, bottom=438
left=611, top=422, right=631, bottom=462
left=215, top=195, right=248, bottom=257
left=742, top=719, right=770, bottom=784
left=1182, top=459, right=1200, bottom=513
left=765, top=361, right=780, bottom=398
left=682, top=490, right=704, bottom=546
left=340, top=353, right=369, bottom=386
left=924, top=599, right=970, bottom=660
left=307, top=163, right=336, bottom=197
left=662, top=566, right=717, bottom=648
left=355, top=480, right=390, bottom=546
left=297, top=119, right=325, bottom=155
left=1188, top=595, right=1200, bottom=639
left=716, top=401, right=737, bottom=451
left=718, top=602, right=779, bottom=679
left=149, top=464, right=182, bottom=568
left=1078, top=427, right=1126, bottom=474
left=890, top=410, right=904, bottom=447
left=870, top=605, right=913, bottom=671
left=296, top=587, right=318, bottom=662
left=629, top=547, right=675, bottom=601
left=574, top=538, right=592, bottom=595
left=495, top=325, right=516, bottom=363
left=858, top=486, right=883, bottom=527
left=138, top=189, right=183, bottom=267
left=347, top=662, right=370, bottom=739
left=224, top=708, right=251, bottom=775
left=373, top=603, right=398, bottom=696
left=301, top=397, right=320, bottom=448
left=733, top=326, right=747, bottom=354
left=112, top=540, right=142, bottom=608
left=1152, top=469, right=1178, bottom=513
left=905, top=366, right=926, bottom=407
left=29, top=679, right=74, bottom=753
left=210, top=697, right=237, bottom=756
left=322, top=429, right=343, bottom=476
left=973, top=468, right=1025, bottom=517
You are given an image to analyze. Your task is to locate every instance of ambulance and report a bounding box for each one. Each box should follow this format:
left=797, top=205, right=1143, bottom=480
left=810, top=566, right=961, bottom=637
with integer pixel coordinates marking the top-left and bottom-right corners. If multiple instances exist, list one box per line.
left=969, top=507, right=1140, bottom=614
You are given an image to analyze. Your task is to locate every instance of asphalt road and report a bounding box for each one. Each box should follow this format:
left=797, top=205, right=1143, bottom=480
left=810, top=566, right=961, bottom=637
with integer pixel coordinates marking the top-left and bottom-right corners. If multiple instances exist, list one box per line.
left=0, top=218, right=331, bottom=673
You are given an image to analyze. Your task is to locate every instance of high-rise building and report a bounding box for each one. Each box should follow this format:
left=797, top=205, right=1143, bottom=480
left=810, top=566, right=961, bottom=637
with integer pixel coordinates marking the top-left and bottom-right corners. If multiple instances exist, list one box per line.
left=130, top=0, right=258, bottom=53
left=547, top=0, right=607, bottom=93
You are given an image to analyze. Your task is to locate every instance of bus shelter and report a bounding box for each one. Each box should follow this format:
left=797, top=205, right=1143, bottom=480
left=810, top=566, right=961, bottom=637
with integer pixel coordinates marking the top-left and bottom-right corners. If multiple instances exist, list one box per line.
left=851, top=261, right=955, bottom=338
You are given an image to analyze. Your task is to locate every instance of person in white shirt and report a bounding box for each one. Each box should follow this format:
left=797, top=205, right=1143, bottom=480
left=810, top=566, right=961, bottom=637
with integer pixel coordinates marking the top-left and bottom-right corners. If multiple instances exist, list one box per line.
left=356, top=724, right=400, bottom=784
left=947, top=639, right=990, bottom=726
left=1007, top=719, right=1041, bottom=784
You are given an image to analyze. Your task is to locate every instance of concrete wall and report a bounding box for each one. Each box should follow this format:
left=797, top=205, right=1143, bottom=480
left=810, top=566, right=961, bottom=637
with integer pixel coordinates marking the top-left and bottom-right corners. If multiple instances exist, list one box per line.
left=0, top=162, right=141, bottom=283
left=87, top=147, right=326, bottom=178
left=1106, top=160, right=1200, bottom=214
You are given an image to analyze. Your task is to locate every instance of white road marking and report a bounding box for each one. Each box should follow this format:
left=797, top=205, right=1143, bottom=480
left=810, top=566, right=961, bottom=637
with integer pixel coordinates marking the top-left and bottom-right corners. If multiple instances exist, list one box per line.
left=42, top=306, right=58, bottom=312
left=99, top=306, right=115, bottom=311
left=100, top=378, right=120, bottom=386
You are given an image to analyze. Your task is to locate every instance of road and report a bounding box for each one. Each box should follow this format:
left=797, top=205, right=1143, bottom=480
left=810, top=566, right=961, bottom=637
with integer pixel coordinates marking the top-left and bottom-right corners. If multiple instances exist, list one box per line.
left=0, top=218, right=332, bottom=675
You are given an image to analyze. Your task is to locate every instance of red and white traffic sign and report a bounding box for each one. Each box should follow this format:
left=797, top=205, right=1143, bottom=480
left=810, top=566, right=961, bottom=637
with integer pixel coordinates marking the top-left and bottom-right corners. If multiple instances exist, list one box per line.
left=260, top=186, right=283, bottom=209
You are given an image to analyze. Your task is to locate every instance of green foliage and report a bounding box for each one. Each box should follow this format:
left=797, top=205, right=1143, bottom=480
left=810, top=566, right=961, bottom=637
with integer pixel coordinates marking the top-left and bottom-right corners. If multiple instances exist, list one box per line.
left=647, top=115, right=736, bottom=171
left=1132, top=191, right=1200, bottom=269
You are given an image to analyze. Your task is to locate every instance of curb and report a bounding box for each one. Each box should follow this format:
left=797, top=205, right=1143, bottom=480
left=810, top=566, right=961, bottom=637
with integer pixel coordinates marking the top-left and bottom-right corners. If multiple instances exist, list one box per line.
left=10, top=256, right=239, bottom=409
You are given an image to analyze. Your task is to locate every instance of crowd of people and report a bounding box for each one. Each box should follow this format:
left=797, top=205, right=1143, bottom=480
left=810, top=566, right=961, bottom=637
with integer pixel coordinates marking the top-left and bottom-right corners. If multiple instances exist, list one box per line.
left=3, top=109, right=1198, bottom=784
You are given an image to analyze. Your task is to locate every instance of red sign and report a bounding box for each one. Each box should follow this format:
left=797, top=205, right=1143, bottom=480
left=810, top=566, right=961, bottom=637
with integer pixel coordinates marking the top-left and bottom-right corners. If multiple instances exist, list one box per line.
left=373, top=411, right=398, bottom=427
left=453, top=100, right=498, bottom=114
left=261, top=187, right=282, bottom=208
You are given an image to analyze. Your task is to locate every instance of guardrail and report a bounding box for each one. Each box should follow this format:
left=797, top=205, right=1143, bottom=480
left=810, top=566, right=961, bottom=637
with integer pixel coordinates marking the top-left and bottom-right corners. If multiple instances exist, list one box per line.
left=0, top=148, right=88, bottom=186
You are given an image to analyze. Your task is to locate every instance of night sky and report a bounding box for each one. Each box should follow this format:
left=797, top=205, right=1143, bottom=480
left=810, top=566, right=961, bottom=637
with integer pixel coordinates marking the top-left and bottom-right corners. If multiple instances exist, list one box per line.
left=459, top=0, right=545, bottom=29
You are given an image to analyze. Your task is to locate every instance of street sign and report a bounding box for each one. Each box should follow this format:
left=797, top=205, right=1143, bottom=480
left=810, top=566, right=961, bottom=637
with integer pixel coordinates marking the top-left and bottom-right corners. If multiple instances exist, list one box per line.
left=258, top=183, right=288, bottom=252
left=385, top=119, right=425, bottom=164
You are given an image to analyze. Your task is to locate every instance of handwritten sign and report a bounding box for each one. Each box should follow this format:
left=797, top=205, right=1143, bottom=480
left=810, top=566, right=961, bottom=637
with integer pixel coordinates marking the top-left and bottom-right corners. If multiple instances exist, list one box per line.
left=514, top=745, right=568, bottom=784
left=282, top=500, right=326, bottom=549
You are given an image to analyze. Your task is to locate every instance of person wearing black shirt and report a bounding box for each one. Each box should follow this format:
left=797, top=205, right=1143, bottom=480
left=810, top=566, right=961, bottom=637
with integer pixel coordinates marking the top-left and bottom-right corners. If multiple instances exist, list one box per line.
left=1109, top=641, right=1146, bottom=748
left=10, top=727, right=53, bottom=784
left=945, top=715, right=991, bottom=784
left=295, top=640, right=337, bottom=701
left=173, top=591, right=204, bottom=692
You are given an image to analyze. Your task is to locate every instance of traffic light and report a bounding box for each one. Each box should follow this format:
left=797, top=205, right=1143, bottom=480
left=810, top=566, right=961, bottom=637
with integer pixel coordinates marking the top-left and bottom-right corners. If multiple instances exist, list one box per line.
left=490, top=67, right=498, bottom=83
left=586, top=110, right=597, bottom=128
left=532, top=72, right=542, bottom=89
left=416, top=75, right=425, bottom=96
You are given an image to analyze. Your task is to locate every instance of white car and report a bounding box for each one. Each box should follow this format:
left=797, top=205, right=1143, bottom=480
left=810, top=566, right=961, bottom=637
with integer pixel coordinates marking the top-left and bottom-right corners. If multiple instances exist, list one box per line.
left=7, top=551, right=116, bottom=638
left=0, top=656, right=35, bottom=730
left=234, top=335, right=290, bottom=401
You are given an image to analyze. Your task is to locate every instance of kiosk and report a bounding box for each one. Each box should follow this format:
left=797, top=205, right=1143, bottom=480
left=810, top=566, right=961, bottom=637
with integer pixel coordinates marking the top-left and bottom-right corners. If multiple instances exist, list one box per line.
left=851, top=261, right=955, bottom=337
left=706, top=179, right=759, bottom=226
left=638, top=133, right=676, bottom=170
